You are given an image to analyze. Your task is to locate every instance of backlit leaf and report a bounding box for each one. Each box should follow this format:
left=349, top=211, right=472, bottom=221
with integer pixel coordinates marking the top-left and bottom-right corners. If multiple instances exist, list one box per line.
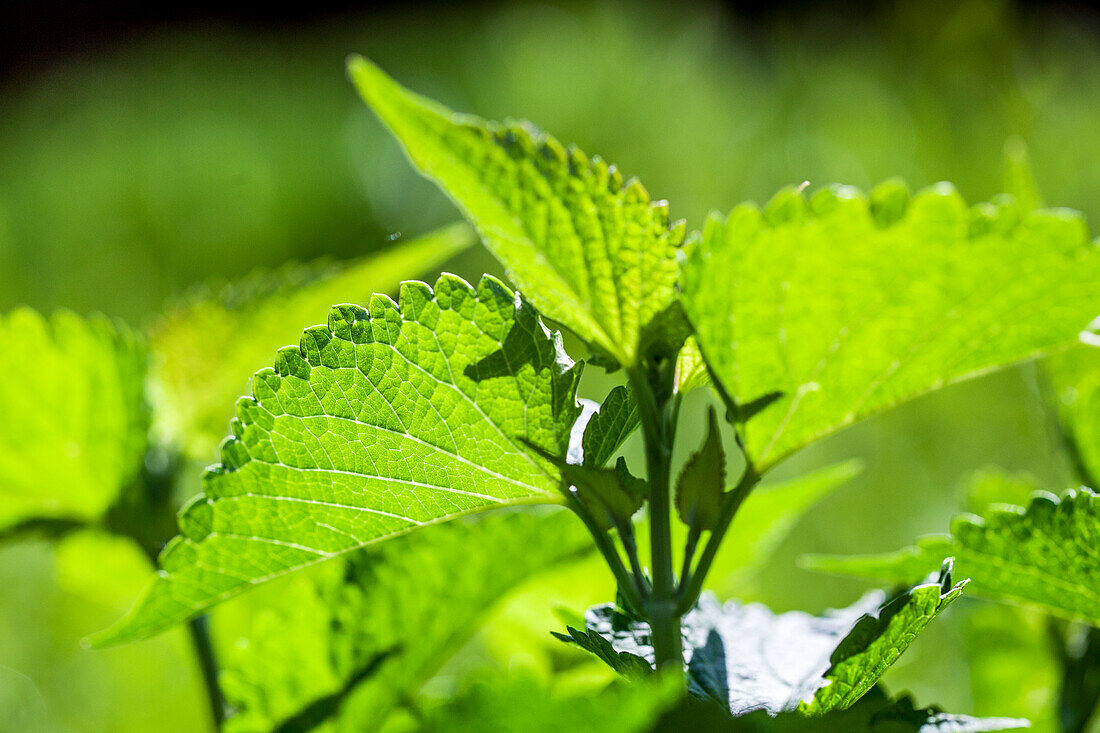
left=152, top=223, right=475, bottom=458
left=348, top=57, right=684, bottom=367
left=682, top=182, right=1100, bottom=469
left=0, top=309, right=148, bottom=528
left=806, top=482, right=1100, bottom=625
left=95, top=273, right=582, bottom=645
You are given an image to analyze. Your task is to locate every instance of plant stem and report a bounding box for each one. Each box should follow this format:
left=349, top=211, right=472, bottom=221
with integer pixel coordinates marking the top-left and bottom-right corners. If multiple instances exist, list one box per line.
left=188, top=615, right=227, bottom=731
left=676, top=463, right=760, bottom=615
left=628, top=366, right=682, bottom=676
left=617, top=520, right=651, bottom=601
left=567, top=494, right=645, bottom=611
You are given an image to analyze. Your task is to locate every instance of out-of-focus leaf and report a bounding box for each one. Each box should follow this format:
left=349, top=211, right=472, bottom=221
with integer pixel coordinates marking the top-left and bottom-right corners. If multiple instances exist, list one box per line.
left=962, top=604, right=1058, bottom=727
left=94, top=273, right=582, bottom=645
left=217, top=509, right=594, bottom=733
left=806, top=484, right=1100, bottom=625
left=682, top=182, right=1100, bottom=470
left=568, top=564, right=963, bottom=715
left=0, top=309, right=148, bottom=529
left=1046, top=346, right=1100, bottom=486
left=348, top=56, right=684, bottom=368
left=705, top=461, right=863, bottom=598
left=151, top=222, right=476, bottom=458
left=1002, top=137, right=1043, bottom=216
left=54, top=530, right=153, bottom=612
left=419, top=671, right=682, bottom=733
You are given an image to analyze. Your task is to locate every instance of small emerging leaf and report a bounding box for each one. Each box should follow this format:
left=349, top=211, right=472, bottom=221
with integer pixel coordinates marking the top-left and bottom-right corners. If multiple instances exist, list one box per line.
left=675, top=337, right=711, bottom=395
left=95, top=274, right=582, bottom=645
left=580, top=385, right=640, bottom=468
left=557, top=457, right=647, bottom=530
left=348, top=56, right=684, bottom=367
left=675, top=407, right=726, bottom=532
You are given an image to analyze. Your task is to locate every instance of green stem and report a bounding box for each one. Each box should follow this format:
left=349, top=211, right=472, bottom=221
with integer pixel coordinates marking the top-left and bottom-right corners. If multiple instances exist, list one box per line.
left=567, top=494, right=645, bottom=612
left=628, top=366, right=682, bottom=675
left=188, top=615, right=227, bottom=731
left=676, top=463, right=760, bottom=615
left=617, top=520, right=651, bottom=602
left=679, top=527, right=702, bottom=593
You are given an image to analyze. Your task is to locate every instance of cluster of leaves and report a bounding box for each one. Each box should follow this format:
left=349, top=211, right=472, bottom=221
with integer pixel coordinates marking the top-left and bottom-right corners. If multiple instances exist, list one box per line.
left=9, top=56, right=1100, bottom=731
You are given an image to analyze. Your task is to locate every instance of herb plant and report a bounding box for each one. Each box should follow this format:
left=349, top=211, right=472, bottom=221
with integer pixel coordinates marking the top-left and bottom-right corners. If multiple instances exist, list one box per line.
left=9, top=57, right=1100, bottom=730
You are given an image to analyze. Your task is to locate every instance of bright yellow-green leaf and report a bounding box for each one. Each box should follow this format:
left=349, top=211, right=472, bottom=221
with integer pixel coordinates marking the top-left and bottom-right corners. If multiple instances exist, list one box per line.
left=682, top=182, right=1100, bottom=470
left=152, top=223, right=475, bottom=459
left=348, top=56, right=683, bottom=367
left=806, top=481, right=1100, bottom=625
left=0, top=309, right=148, bottom=528
left=94, top=274, right=582, bottom=645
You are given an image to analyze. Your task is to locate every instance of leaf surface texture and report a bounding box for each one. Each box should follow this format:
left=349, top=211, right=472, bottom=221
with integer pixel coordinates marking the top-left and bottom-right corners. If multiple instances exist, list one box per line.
left=96, top=273, right=581, bottom=644
left=683, top=183, right=1100, bottom=468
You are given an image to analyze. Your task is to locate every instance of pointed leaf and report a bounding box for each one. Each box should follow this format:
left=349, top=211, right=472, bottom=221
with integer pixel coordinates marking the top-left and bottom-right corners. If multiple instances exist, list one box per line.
left=557, top=457, right=647, bottom=530
left=152, top=223, right=476, bottom=458
left=675, top=407, right=726, bottom=531
left=581, top=385, right=640, bottom=468
left=573, top=567, right=963, bottom=715
left=807, top=483, right=1100, bottom=625
left=94, top=273, right=582, bottom=645
left=348, top=56, right=684, bottom=367
left=682, top=182, right=1100, bottom=469
left=0, top=309, right=148, bottom=529
left=675, top=337, right=711, bottom=395
left=801, top=562, right=966, bottom=713
left=218, top=509, right=594, bottom=732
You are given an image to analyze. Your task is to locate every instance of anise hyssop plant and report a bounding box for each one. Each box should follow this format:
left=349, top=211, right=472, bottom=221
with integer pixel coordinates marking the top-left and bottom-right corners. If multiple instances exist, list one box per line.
left=74, top=57, right=1100, bottom=728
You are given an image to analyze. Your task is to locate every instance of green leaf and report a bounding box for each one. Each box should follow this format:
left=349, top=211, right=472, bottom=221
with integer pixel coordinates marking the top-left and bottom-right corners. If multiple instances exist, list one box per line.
left=962, top=604, right=1058, bottom=726
left=675, top=407, right=726, bottom=531
left=0, top=309, right=148, bottom=529
left=542, top=456, right=646, bottom=531
left=151, top=223, right=476, bottom=458
left=801, top=562, right=966, bottom=713
left=806, top=484, right=1100, bottom=625
left=216, top=509, right=594, bottom=733
left=552, top=624, right=654, bottom=680
left=94, top=273, right=583, bottom=645
left=580, top=385, right=639, bottom=468
left=675, top=337, right=711, bottom=395
left=682, top=182, right=1100, bottom=470
left=1046, top=345, right=1100, bottom=486
left=420, top=671, right=682, bottom=733
left=569, top=565, right=963, bottom=715
left=663, top=687, right=1028, bottom=732
left=348, top=56, right=684, bottom=367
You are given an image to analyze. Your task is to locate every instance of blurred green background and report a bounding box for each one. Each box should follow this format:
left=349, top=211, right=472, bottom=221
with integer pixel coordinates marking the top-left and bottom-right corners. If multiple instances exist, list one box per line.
left=3, top=0, right=1099, bottom=729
